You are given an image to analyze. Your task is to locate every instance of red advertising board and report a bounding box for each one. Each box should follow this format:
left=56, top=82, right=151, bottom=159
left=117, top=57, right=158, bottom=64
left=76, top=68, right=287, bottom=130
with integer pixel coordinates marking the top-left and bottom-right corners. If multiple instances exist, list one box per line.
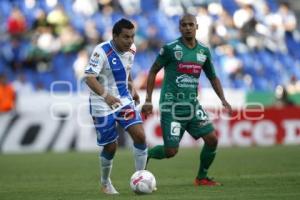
left=143, top=106, right=300, bottom=147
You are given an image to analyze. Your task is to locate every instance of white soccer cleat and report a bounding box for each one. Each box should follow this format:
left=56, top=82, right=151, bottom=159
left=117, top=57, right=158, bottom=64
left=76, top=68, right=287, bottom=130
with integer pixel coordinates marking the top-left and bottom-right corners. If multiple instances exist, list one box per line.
left=101, top=182, right=119, bottom=195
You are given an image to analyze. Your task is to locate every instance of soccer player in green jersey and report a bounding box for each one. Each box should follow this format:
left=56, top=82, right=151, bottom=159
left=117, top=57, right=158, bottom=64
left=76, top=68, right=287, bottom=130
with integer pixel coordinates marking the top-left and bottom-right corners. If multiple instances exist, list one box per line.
left=141, top=14, right=232, bottom=186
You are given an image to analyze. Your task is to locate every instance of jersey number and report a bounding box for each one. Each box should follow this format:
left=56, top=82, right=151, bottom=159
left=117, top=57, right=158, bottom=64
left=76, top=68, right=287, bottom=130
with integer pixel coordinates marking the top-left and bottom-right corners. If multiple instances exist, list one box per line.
left=196, top=109, right=208, bottom=120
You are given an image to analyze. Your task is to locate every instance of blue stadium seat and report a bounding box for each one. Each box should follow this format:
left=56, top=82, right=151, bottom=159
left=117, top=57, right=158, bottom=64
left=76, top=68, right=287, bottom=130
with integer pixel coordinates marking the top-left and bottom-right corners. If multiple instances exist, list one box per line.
left=220, top=0, right=239, bottom=16
left=265, top=0, right=279, bottom=12
left=0, top=0, right=299, bottom=92
left=36, top=71, right=55, bottom=91
left=252, top=76, right=270, bottom=91
left=285, top=32, right=300, bottom=59
left=141, top=0, right=159, bottom=13
left=0, top=0, right=12, bottom=19
left=69, top=13, right=86, bottom=35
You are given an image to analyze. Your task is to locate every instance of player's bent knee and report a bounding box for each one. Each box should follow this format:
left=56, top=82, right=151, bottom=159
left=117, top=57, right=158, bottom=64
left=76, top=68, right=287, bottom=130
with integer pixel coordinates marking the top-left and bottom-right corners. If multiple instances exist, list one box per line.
left=127, top=124, right=146, bottom=144
left=203, top=132, right=218, bottom=148
left=208, top=136, right=218, bottom=148
left=132, top=131, right=146, bottom=144
left=103, top=142, right=117, bottom=154
left=165, top=148, right=178, bottom=158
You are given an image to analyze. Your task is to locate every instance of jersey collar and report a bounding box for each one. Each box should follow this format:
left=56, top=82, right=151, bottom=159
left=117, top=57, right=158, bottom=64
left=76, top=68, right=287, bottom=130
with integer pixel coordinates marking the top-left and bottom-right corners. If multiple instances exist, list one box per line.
left=110, top=40, right=125, bottom=55
left=179, top=37, right=198, bottom=50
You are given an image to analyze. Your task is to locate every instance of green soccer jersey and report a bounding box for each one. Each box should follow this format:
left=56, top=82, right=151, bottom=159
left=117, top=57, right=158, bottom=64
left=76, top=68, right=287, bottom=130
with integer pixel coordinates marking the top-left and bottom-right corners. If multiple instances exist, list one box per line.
left=155, top=37, right=216, bottom=106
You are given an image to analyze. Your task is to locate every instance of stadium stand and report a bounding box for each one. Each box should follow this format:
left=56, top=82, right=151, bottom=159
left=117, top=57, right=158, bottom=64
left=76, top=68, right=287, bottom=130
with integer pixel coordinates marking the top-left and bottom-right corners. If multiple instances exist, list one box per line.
left=0, top=0, right=299, bottom=94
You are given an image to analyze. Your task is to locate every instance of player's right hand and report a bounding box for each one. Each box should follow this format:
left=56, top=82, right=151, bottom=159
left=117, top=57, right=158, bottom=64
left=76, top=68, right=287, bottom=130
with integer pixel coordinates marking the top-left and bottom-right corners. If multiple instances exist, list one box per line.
left=104, top=94, right=122, bottom=109
left=141, top=102, right=153, bottom=118
left=222, top=99, right=232, bottom=116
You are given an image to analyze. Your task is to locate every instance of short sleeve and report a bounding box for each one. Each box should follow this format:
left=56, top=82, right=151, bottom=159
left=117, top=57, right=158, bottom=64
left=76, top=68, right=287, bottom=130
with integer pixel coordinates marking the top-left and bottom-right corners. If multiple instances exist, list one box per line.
left=202, top=48, right=217, bottom=79
left=155, top=45, right=171, bottom=66
left=85, top=45, right=105, bottom=76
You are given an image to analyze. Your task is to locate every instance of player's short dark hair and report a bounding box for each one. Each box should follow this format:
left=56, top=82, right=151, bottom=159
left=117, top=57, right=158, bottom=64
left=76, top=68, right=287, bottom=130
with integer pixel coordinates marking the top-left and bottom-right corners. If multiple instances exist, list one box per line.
left=112, top=18, right=134, bottom=36
left=179, top=13, right=197, bottom=25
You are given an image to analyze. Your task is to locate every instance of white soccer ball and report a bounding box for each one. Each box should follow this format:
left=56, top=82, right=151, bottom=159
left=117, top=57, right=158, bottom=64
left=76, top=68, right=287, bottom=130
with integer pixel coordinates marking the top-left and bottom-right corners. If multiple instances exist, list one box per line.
left=130, top=170, right=157, bottom=194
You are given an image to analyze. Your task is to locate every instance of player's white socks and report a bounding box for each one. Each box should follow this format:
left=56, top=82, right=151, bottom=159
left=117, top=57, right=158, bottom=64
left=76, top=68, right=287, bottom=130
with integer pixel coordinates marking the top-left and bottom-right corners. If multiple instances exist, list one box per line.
left=133, top=143, right=148, bottom=170
left=100, top=153, right=113, bottom=186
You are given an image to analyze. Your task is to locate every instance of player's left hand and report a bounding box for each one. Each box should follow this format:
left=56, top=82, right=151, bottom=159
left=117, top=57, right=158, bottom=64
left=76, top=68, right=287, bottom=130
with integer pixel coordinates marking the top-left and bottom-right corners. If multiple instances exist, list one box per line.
left=222, top=100, right=232, bottom=116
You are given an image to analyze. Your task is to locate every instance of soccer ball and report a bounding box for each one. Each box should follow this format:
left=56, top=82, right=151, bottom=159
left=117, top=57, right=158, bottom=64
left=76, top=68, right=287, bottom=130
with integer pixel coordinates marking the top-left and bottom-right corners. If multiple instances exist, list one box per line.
left=130, top=170, right=156, bottom=194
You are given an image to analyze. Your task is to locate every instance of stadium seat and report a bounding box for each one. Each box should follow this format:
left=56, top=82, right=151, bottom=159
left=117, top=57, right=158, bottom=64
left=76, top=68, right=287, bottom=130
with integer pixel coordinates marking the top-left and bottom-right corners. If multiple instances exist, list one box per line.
left=0, top=0, right=299, bottom=93
left=220, top=0, right=239, bottom=16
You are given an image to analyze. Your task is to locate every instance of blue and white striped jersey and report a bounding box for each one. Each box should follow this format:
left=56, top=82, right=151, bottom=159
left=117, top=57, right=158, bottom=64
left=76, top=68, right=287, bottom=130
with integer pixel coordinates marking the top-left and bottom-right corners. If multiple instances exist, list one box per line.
left=85, top=41, right=136, bottom=116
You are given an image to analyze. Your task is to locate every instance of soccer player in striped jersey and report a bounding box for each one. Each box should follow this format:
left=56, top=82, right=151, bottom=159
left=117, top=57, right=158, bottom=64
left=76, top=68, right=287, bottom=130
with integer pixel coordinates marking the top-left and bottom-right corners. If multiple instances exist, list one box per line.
left=85, top=19, right=147, bottom=194
left=142, top=14, right=232, bottom=186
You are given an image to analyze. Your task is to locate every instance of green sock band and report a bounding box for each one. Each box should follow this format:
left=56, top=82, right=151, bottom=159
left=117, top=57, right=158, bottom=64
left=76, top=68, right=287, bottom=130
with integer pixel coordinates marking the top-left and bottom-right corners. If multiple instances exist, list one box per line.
left=148, top=145, right=166, bottom=159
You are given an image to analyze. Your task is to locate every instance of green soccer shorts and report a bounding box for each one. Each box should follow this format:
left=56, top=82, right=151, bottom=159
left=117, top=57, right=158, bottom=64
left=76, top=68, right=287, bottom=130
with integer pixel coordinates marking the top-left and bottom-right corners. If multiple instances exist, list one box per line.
left=160, top=103, right=214, bottom=148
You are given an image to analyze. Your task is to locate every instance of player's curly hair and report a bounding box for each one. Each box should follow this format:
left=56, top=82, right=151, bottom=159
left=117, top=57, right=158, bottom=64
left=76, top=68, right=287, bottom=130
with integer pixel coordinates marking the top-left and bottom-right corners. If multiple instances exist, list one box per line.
left=112, top=18, right=134, bottom=36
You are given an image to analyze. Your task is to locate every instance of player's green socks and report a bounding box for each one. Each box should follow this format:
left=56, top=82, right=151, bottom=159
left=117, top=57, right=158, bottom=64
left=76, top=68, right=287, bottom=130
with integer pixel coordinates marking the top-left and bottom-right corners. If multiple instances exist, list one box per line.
left=197, top=144, right=217, bottom=179
left=148, top=145, right=166, bottom=159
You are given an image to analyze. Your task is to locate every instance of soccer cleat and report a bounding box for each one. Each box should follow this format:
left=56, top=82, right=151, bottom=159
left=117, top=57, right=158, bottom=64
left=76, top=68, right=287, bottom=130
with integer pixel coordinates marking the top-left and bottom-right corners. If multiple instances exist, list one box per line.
left=101, top=182, right=119, bottom=194
left=194, top=177, right=222, bottom=186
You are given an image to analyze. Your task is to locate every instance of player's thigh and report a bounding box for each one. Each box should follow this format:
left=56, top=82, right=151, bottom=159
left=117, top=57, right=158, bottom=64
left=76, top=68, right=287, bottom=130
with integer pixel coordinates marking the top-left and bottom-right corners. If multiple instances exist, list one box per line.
left=186, top=106, right=214, bottom=139
left=161, top=113, right=186, bottom=148
left=126, top=123, right=146, bottom=144
left=202, top=131, right=218, bottom=147
left=93, top=114, right=118, bottom=146
left=116, top=104, right=144, bottom=141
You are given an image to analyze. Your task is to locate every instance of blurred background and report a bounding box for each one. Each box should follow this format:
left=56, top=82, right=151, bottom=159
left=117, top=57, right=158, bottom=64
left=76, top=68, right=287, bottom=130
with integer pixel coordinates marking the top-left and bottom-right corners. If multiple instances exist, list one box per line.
left=0, top=0, right=300, bottom=153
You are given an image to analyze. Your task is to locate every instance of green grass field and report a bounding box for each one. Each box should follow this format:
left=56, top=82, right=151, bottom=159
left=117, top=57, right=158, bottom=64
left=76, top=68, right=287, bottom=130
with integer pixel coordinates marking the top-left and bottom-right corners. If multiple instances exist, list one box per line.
left=1, top=146, right=300, bottom=200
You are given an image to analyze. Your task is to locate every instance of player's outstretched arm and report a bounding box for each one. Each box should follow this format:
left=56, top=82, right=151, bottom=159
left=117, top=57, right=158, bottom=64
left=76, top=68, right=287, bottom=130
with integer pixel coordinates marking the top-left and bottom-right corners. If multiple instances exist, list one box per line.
left=141, top=62, right=163, bottom=117
left=209, top=76, right=232, bottom=115
left=85, top=75, right=121, bottom=109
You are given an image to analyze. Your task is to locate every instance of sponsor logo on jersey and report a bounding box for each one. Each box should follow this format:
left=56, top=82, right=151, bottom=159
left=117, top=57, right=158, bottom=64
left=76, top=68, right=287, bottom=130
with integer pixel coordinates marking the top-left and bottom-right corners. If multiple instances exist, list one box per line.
left=174, top=51, right=183, bottom=60
left=93, top=52, right=100, bottom=58
left=112, top=57, right=117, bottom=65
left=177, top=62, right=202, bottom=75
left=176, top=74, right=198, bottom=88
left=89, top=63, right=98, bottom=67
left=89, top=58, right=99, bottom=65
left=173, top=45, right=182, bottom=51
left=170, top=121, right=181, bottom=136
left=197, top=53, right=207, bottom=62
